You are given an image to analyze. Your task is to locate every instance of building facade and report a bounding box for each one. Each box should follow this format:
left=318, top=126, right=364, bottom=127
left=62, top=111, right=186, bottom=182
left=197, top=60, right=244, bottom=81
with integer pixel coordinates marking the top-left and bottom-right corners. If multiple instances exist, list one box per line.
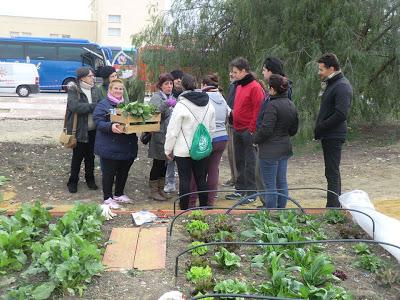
left=90, top=0, right=165, bottom=46
left=0, top=15, right=97, bottom=41
left=0, top=0, right=165, bottom=46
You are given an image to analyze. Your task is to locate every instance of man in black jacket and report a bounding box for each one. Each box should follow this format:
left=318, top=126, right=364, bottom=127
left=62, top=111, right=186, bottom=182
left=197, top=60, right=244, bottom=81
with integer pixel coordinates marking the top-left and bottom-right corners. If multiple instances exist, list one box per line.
left=315, top=53, right=352, bottom=207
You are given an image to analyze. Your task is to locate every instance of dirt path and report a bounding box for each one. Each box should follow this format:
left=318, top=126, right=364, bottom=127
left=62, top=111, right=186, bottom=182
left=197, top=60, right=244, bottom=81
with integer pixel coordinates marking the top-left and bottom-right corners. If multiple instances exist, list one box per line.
left=0, top=119, right=399, bottom=219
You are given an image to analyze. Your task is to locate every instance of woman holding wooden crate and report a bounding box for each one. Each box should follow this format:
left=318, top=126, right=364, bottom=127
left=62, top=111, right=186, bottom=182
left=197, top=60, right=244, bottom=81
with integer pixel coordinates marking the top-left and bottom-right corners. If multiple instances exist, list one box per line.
left=147, top=73, right=177, bottom=201
left=93, top=79, right=138, bottom=208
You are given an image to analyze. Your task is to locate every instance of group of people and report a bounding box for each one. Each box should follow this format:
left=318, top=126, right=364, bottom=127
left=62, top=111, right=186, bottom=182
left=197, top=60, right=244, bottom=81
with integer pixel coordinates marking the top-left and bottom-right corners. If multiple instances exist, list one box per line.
left=64, top=51, right=352, bottom=210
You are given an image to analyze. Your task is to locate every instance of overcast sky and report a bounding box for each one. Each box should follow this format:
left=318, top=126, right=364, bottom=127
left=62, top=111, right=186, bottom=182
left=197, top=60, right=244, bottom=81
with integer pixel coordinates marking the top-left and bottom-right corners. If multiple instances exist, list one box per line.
left=0, top=0, right=91, bottom=20
left=0, top=0, right=172, bottom=20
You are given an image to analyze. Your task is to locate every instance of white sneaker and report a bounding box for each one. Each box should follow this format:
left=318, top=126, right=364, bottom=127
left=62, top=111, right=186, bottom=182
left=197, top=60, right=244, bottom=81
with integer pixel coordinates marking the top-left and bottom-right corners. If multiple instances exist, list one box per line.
left=103, top=198, right=121, bottom=209
left=164, top=183, right=176, bottom=193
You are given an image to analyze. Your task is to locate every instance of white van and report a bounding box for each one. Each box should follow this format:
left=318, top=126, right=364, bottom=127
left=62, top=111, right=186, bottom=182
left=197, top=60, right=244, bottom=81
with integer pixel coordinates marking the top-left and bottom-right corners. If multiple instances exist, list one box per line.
left=0, top=62, right=39, bottom=97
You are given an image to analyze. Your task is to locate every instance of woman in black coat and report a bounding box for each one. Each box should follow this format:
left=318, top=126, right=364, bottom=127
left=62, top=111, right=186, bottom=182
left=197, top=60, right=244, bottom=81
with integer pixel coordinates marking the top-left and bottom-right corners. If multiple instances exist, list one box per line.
left=253, top=74, right=298, bottom=208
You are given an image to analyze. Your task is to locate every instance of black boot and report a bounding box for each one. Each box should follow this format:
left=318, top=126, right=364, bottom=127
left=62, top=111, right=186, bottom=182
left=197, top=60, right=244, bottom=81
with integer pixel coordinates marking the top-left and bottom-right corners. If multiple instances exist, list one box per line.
left=67, top=182, right=78, bottom=193
left=86, top=179, right=98, bottom=190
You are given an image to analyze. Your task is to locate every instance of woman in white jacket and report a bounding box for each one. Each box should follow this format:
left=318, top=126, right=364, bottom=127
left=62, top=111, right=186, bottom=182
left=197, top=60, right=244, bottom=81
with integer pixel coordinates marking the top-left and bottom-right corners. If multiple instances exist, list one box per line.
left=164, top=74, right=216, bottom=210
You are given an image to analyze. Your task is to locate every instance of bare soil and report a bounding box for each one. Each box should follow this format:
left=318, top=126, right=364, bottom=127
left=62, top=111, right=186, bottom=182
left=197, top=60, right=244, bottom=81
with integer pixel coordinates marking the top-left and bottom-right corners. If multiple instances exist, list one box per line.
left=1, top=120, right=400, bottom=299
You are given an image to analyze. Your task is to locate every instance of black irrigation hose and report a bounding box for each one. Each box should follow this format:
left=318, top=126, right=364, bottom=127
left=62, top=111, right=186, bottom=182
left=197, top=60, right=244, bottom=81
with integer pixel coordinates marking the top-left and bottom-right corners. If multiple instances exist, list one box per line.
left=172, top=187, right=340, bottom=214
left=175, top=239, right=400, bottom=278
left=168, top=206, right=265, bottom=237
left=191, top=294, right=297, bottom=300
left=168, top=206, right=376, bottom=240
left=225, top=192, right=304, bottom=214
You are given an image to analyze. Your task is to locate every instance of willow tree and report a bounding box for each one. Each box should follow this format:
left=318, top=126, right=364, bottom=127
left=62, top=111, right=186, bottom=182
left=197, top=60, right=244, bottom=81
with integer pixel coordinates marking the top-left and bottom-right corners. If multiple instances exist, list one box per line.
left=133, top=0, right=400, bottom=133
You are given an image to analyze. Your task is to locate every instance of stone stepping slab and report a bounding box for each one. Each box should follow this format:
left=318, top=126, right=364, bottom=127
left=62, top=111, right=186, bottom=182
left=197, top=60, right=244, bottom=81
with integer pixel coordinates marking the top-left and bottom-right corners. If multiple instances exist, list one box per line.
left=102, top=226, right=167, bottom=271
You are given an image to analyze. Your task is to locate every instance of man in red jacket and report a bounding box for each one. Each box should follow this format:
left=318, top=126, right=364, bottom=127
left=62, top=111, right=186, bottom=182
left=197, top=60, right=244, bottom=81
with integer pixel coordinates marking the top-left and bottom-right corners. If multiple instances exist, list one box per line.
left=225, top=57, right=264, bottom=202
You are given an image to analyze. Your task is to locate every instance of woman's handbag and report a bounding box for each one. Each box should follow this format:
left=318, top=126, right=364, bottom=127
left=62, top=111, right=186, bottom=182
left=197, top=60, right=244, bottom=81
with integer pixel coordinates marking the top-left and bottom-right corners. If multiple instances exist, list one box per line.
left=59, top=109, right=78, bottom=149
left=140, top=132, right=152, bottom=145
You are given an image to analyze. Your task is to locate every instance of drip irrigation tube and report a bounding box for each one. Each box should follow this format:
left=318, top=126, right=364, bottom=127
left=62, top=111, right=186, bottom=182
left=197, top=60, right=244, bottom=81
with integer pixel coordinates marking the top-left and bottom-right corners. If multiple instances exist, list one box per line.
left=191, top=294, right=297, bottom=300
left=168, top=207, right=376, bottom=239
left=172, top=187, right=339, bottom=214
left=175, top=239, right=400, bottom=279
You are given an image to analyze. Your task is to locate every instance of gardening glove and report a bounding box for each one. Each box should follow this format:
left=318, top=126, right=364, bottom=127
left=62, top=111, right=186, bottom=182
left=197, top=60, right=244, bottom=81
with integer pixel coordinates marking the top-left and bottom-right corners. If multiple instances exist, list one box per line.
left=100, top=204, right=117, bottom=220
left=166, top=97, right=177, bottom=107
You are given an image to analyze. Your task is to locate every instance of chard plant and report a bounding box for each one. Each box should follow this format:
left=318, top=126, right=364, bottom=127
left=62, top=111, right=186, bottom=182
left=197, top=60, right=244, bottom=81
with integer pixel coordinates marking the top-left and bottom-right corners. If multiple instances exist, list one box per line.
left=300, top=254, right=337, bottom=286
left=214, top=279, right=252, bottom=296
left=212, top=247, right=241, bottom=269
left=324, top=210, right=347, bottom=224
left=352, top=242, right=371, bottom=255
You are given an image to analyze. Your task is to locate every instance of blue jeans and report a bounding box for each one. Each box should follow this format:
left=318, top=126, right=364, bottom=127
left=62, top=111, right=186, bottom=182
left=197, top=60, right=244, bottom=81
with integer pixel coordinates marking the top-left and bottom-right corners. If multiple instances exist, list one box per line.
left=259, top=157, right=289, bottom=208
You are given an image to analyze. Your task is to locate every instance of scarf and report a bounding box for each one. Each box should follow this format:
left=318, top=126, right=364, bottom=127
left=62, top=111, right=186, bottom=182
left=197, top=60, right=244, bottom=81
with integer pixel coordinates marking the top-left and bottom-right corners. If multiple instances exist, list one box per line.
left=319, top=70, right=342, bottom=97
left=107, top=92, right=124, bottom=104
left=80, top=81, right=94, bottom=90
left=236, top=73, right=255, bottom=87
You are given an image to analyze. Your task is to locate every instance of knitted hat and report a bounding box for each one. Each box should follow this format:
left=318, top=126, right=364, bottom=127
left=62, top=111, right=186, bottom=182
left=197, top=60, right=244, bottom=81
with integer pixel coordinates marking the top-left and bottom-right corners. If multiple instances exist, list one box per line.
left=170, top=69, right=184, bottom=80
left=263, top=57, right=285, bottom=76
left=98, top=66, right=117, bottom=79
left=76, top=67, right=93, bottom=80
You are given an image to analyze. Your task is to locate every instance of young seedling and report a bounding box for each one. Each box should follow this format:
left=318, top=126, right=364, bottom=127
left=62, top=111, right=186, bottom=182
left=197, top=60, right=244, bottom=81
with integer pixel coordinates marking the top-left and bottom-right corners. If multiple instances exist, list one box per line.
left=186, top=220, right=209, bottom=240
left=352, top=243, right=371, bottom=255
left=190, top=241, right=209, bottom=256
left=353, top=254, right=383, bottom=272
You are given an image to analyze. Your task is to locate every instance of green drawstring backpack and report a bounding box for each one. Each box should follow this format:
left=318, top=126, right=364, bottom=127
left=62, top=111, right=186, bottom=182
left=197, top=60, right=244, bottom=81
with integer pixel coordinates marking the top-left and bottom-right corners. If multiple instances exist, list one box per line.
left=180, top=102, right=212, bottom=160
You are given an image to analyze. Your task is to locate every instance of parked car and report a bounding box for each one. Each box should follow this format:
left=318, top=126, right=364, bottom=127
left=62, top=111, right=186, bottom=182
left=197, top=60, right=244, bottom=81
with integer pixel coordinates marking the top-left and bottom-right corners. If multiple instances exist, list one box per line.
left=0, top=62, right=39, bottom=97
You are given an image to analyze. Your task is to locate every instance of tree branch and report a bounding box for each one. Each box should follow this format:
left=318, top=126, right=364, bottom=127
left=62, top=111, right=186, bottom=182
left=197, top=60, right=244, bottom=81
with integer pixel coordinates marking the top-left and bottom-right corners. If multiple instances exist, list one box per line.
left=368, top=54, right=397, bottom=84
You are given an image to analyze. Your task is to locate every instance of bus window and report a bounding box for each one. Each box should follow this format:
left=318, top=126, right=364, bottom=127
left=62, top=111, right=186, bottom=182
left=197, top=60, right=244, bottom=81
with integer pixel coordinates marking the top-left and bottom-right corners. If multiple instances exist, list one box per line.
left=58, top=46, right=83, bottom=61
left=26, top=45, right=57, bottom=60
left=0, top=44, right=24, bottom=59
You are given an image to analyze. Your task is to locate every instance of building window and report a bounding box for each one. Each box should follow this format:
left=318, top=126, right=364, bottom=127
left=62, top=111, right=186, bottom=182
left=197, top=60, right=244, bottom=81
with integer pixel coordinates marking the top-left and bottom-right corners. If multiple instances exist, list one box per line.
left=62, top=34, right=71, bottom=38
left=107, top=27, right=121, bottom=36
left=10, top=31, right=19, bottom=37
left=50, top=34, right=60, bottom=38
left=108, top=14, right=121, bottom=23
left=21, top=32, right=31, bottom=36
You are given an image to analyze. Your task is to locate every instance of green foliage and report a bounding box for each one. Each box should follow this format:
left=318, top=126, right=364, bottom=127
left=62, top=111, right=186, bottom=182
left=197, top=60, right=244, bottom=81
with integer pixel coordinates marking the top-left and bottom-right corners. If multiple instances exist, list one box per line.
left=0, top=176, right=8, bottom=186
left=299, top=283, right=353, bottom=300
left=0, top=202, right=50, bottom=273
left=214, top=279, right=252, bottom=297
left=324, top=210, right=347, bottom=224
left=186, top=265, right=213, bottom=292
left=212, top=247, right=241, bottom=269
left=353, top=254, right=384, bottom=272
left=186, top=220, right=209, bottom=240
left=300, top=254, right=336, bottom=286
left=190, top=241, right=209, bottom=256
left=124, top=78, right=145, bottom=102
left=352, top=243, right=371, bottom=255
left=118, top=101, right=158, bottom=122
left=189, top=210, right=206, bottom=222
left=2, top=202, right=105, bottom=299
left=134, top=0, right=400, bottom=135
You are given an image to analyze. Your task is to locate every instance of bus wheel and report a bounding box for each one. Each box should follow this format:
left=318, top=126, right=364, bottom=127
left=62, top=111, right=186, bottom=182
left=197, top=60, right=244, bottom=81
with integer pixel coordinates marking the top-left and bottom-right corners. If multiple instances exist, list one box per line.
left=17, top=85, right=30, bottom=97
left=62, top=78, right=76, bottom=92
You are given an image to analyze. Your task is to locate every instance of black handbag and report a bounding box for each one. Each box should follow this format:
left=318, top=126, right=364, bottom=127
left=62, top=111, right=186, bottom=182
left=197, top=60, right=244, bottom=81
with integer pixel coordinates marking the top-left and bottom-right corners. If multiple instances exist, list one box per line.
left=140, top=132, right=152, bottom=145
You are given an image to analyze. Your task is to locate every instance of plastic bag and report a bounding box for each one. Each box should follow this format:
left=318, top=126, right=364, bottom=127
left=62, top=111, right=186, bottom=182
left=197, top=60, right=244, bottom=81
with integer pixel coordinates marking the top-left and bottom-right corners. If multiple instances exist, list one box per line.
left=131, top=211, right=158, bottom=226
left=158, top=291, right=185, bottom=300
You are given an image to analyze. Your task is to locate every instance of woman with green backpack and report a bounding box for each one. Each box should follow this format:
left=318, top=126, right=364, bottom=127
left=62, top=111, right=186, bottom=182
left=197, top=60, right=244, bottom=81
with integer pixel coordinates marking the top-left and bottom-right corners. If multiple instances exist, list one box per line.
left=164, top=74, right=216, bottom=210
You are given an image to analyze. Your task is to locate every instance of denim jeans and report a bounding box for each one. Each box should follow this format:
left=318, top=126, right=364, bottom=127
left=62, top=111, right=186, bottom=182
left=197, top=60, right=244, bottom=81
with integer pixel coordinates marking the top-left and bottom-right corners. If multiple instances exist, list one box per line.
left=259, top=157, right=289, bottom=208
left=165, top=160, right=176, bottom=185
left=321, top=138, right=344, bottom=207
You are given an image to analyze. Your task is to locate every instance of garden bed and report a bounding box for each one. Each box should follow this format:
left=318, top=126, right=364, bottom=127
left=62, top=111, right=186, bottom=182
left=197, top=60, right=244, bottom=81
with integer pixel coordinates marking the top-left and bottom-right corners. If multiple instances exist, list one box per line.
left=1, top=204, right=399, bottom=299
left=170, top=209, right=400, bottom=299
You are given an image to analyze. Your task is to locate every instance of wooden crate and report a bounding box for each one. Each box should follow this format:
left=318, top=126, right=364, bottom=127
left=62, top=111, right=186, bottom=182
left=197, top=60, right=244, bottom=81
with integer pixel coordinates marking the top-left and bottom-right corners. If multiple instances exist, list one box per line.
left=110, top=109, right=161, bottom=134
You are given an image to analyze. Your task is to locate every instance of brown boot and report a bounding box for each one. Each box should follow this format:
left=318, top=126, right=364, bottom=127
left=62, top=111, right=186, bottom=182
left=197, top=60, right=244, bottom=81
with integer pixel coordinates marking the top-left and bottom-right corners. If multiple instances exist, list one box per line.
left=149, top=180, right=166, bottom=201
left=158, top=178, right=172, bottom=199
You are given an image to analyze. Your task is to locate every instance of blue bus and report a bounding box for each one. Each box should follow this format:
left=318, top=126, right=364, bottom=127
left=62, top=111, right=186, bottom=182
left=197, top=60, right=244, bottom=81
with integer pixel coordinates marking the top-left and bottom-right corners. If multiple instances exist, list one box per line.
left=103, top=46, right=137, bottom=79
left=0, top=36, right=109, bottom=91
